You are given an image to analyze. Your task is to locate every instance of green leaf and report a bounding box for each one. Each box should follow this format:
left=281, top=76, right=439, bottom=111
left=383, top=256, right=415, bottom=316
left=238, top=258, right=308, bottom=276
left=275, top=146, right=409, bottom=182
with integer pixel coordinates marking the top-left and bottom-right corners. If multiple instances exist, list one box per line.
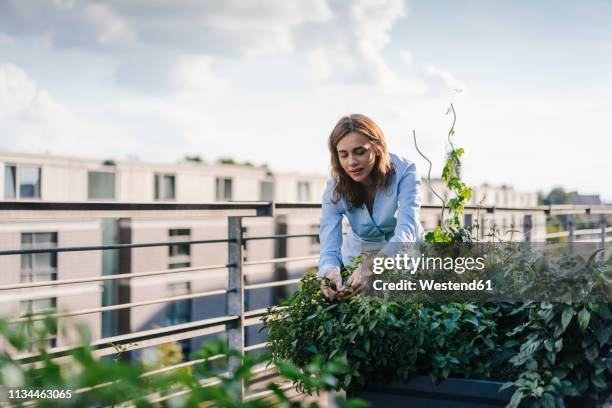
left=577, top=308, right=590, bottom=331
left=561, top=307, right=574, bottom=331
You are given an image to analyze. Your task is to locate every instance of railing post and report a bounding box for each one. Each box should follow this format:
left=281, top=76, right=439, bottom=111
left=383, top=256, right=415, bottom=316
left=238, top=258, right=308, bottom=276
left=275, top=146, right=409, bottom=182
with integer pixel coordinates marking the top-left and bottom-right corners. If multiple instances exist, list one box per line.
left=600, top=214, right=607, bottom=260
left=227, top=216, right=245, bottom=400
left=480, top=216, right=487, bottom=240
left=567, top=214, right=575, bottom=254
left=273, top=214, right=289, bottom=304
left=600, top=214, right=606, bottom=246
left=523, top=214, right=532, bottom=242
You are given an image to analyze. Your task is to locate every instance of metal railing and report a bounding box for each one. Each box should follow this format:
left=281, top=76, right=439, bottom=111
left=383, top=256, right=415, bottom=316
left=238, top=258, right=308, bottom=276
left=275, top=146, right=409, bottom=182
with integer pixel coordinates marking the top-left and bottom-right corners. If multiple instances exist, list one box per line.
left=1, top=201, right=611, bottom=403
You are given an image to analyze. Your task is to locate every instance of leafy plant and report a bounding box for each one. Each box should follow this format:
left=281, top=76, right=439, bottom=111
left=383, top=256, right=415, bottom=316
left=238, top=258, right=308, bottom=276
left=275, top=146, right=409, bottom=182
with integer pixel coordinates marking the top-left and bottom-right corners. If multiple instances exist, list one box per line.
left=415, top=104, right=472, bottom=244
left=0, top=317, right=368, bottom=407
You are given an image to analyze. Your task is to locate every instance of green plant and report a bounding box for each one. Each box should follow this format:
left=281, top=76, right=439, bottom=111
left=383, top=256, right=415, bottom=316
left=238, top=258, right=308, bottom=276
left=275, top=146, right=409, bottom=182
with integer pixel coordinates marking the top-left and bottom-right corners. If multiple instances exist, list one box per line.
left=262, top=261, right=612, bottom=405
left=501, top=301, right=612, bottom=407
left=415, top=104, right=472, bottom=244
left=262, top=263, right=523, bottom=389
left=0, top=317, right=368, bottom=407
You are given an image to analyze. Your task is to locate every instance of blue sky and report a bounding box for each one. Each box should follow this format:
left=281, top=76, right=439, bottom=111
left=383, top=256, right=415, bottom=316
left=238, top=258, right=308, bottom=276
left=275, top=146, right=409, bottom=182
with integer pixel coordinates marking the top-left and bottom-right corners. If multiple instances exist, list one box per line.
left=0, top=0, right=610, bottom=200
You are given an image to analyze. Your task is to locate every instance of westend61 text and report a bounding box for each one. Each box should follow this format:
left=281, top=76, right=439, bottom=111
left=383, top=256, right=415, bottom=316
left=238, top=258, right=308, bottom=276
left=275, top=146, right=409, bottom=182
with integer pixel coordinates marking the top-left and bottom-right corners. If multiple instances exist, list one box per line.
left=372, top=254, right=486, bottom=275
left=373, top=279, right=493, bottom=292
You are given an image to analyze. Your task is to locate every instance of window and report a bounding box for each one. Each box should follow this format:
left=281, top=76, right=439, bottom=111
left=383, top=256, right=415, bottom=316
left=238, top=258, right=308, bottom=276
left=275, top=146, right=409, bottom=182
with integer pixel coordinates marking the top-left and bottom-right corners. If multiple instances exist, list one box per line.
left=154, top=174, right=176, bottom=200
left=259, top=181, right=274, bottom=201
left=88, top=171, right=115, bottom=200
left=297, top=181, right=310, bottom=202
left=20, top=298, right=57, bottom=351
left=4, top=165, right=41, bottom=199
left=166, top=282, right=192, bottom=325
left=169, top=229, right=191, bottom=269
left=215, top=177, right=232, bottom=201
left=21, top=233, right=57, bottom=282
left=4, top=165, right=16, bottom=199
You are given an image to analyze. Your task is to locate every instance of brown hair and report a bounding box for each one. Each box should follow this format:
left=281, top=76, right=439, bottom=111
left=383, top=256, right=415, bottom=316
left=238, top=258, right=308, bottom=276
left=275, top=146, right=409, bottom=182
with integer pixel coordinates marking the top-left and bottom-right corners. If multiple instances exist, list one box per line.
left=328, top=114, right=394, bottom=210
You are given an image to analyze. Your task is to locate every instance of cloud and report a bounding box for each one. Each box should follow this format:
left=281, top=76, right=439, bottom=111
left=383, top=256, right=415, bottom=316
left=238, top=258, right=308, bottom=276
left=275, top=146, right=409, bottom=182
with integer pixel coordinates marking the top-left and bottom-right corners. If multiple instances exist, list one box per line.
left=0, top=0, right=334, bottom=94
left=0, top=0, right=332, bottom=55
left=0, top=63, right=92, bottom=155
left=0, top=0, right=463, bottom=98
left=399, top=49, right=414, bottom=66
left=300, top=0, right=407, bottom=85
left=0, top=0, right=136, bottom=50
left=0, top=64, right=227, bottom=164
left=423, top=63, right=467, bottom=94
left=0, top=64, right=72, bottom=122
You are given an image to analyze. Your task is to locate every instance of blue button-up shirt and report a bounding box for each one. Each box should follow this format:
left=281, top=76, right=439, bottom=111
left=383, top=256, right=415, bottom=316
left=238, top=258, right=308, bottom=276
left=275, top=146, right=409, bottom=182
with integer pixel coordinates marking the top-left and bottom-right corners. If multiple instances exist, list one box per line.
left=317, top=153, right=424, bottom=277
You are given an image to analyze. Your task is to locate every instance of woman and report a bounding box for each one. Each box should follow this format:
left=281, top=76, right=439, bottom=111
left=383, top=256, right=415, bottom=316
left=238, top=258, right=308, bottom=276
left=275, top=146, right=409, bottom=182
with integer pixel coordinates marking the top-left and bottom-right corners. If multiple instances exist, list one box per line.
left=318, top=114, right=423, bottom=300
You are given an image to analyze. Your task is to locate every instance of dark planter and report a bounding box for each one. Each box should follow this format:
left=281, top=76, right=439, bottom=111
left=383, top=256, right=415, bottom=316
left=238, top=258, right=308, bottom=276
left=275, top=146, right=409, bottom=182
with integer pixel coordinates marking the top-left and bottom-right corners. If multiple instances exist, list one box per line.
left=351, top=376, right=513, bottom=408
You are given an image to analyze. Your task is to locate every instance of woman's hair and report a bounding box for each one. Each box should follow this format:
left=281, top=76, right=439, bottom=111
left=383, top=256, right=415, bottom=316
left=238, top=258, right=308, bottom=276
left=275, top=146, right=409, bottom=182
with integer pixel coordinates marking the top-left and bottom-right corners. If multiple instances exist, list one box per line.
left=328, top=114, right=395, bottom=210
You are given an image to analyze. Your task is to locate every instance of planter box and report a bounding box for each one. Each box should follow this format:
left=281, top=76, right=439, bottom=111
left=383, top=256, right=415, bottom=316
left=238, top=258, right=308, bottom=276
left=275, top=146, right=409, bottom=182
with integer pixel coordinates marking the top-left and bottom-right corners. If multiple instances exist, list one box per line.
left=352, top=376, right=513, bottom=408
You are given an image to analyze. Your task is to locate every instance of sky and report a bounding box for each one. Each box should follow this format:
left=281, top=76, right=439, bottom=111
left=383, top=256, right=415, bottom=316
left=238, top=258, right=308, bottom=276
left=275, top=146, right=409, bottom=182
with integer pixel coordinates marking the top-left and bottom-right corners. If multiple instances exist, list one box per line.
left=0, top=0, right=611, bottom=201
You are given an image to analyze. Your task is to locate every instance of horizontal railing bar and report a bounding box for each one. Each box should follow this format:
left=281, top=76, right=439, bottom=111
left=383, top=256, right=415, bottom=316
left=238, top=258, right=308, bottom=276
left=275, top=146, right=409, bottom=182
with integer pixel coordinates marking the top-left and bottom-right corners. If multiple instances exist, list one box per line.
left=0, top=263, right=230, bottom=291
left=546, top=231, right=569, bottom=239
left=244, top=307, right=272, bottom=318
left=274, top=203, right=322, bottom=209
left=243, top=254, right=318, bottom=266
left=1, top=201, right=609, bottom=216
left=15, top=315, right=237, bottom=364
left=141, top=366, right=278, bottom=406
left=244, top=382, right=293, bottom=402
left=244, top=342, right=269, bottom=352
left=574, top=227, right=612, bottom=235
left=0, top=201, right=273, bottom=212
left=145, top=378, right=223, bottom=405
left=144, top=364, right=282, bottom=406
left=0, top=238, right=232, bottom=256
left=10, top=289, right=228, bottom=322
left=141, top=354, right=225, bottom=378
left=245, top=278, right=301, bottom=291
left=546, top=227, right=612, bottom=239
left=71, top=353, right=227, bottom=400
left=243, top=233, right=317, bottom=241
left=577, top=237, right=612, bottom=243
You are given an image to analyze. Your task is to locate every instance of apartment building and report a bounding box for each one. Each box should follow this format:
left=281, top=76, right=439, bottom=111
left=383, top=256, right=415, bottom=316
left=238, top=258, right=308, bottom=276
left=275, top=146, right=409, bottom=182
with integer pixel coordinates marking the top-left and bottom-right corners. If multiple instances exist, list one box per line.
left=0, top=150, right=542, bottom=355
left=0, top=151, right=328, bottom=355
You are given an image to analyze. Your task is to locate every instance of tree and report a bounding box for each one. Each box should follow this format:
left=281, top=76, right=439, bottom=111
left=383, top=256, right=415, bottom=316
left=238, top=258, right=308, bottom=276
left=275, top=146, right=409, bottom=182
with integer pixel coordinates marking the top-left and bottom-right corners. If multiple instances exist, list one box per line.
left=542, top=187, right=569, bottom=205
left=184, top=155, right=204, bottom=163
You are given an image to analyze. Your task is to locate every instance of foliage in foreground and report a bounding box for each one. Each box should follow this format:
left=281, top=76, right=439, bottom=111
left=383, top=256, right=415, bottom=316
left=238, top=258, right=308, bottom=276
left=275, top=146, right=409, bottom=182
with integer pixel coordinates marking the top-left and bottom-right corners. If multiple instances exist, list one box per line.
left=0, top=318, right=367, bottom=408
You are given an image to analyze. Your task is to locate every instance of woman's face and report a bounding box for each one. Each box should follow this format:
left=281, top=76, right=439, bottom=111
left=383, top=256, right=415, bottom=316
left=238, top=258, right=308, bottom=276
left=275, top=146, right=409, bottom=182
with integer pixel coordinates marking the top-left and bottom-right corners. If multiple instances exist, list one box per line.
left=336, top=131, right=377, bottom=185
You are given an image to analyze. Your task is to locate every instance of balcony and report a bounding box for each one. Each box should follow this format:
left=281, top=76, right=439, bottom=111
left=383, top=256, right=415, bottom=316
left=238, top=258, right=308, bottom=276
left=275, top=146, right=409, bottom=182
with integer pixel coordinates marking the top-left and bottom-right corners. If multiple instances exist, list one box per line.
left=0, top=201, right=610, bottom=406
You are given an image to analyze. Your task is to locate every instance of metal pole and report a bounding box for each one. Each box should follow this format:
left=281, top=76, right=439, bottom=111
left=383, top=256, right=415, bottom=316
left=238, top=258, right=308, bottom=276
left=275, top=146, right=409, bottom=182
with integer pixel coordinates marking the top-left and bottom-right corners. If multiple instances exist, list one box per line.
left=567, top=214, right=575, bottom=254
left=523, top=215, right=532, bottom=242
left=272, top=215, right=289, bottom=304
left=600, top=214, right=607, bottom=260
left=227, top=216, right=244, bottom=400
left=600, top=214, right=606, bottom=246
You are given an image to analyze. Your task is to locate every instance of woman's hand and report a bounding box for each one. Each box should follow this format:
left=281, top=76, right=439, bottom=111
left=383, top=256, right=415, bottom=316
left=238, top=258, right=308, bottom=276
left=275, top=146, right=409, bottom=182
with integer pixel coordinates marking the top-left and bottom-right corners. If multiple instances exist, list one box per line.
left=337, top=263, right=372, bottom=300
left=320, top=268, right=345, bottom=300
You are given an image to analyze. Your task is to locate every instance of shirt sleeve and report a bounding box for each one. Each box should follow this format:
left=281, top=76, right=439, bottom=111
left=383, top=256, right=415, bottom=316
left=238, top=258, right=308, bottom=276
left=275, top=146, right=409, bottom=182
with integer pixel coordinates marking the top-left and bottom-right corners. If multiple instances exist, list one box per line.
left=386, top=161, right=423, bottom=249
left=317, top=179, right=344, bottom=278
